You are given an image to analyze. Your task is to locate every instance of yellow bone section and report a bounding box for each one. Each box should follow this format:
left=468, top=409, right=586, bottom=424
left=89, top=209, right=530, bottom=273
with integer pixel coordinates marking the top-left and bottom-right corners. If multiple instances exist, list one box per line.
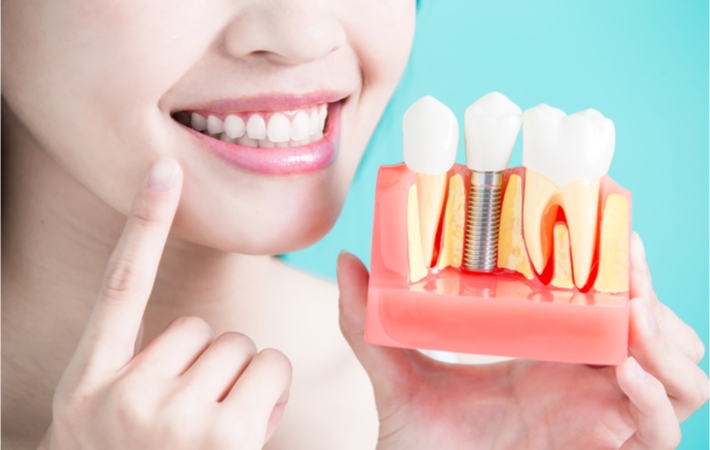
left=407, top=184, right=428, bottom=282
left=550, top=223, right=574, bottom=289
left=595, top=194, right=629, bottom=293
left=497, top=174, right=534, bottom=279
left=437, top=174, right=465, bottom=270
left=417, top=173, right=448, bottom=266
left=523, top=170, right=600, bottom=289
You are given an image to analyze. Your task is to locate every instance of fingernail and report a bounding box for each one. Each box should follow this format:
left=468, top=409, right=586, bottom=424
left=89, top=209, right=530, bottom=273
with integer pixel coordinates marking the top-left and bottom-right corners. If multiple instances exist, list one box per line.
left=148, top=157, right=179, bottom=192
left=630, top=357, right=647, bottom=380
left=336, top=250, right=349, bottom=277
left=646, top=298, right=658, bottom=332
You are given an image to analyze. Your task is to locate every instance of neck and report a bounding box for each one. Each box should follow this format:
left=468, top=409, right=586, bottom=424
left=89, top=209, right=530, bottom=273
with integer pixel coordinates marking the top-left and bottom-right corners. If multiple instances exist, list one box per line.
left=2, top=103, right=281, bottom=344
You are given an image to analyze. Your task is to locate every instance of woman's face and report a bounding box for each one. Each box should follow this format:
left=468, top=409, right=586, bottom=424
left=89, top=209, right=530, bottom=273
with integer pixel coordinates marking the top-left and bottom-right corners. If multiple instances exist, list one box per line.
left=2, top=0, right=416, bottom=254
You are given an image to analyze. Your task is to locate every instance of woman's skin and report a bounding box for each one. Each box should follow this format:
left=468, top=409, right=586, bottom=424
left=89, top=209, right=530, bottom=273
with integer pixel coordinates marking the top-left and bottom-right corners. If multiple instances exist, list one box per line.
left=2, top=1, right=708, bottom=449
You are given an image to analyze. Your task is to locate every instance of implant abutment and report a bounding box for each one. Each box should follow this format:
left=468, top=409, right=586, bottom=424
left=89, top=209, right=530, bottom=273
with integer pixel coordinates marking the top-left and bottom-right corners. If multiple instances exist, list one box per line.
left=464, top=170, right=504, bottom=272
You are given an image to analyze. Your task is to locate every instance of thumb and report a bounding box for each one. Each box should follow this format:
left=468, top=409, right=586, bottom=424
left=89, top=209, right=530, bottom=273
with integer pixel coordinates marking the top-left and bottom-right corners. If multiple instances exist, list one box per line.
left=337, top=251, right=414, bottom=398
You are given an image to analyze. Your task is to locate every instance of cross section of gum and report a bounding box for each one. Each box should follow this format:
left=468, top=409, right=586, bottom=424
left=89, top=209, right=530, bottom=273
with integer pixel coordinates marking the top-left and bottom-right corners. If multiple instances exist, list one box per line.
left=366, top=163, right=631, bottom=365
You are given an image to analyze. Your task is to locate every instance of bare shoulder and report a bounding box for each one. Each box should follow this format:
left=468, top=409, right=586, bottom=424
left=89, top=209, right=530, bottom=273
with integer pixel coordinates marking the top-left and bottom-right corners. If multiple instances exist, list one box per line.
left=263, top=258, right=379, bottom=450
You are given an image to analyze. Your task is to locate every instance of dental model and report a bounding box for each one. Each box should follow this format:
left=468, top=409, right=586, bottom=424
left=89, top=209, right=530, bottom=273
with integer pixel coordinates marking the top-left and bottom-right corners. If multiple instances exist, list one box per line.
left=463, top=92, right=522, bottom=272
left=365, top=94, right=632, bottom=366
left=522, top=105, right=615, bottom=289
left=402, top=96, right=458, bottom=281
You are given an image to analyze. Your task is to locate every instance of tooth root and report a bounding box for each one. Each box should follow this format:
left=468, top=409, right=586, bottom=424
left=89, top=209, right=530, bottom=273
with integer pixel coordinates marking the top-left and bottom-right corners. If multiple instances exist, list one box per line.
left=191, top=113, right=207, bottom=131
left=407, top=184, right=428, bottom=282
left=267, top=113, right=291, bottom=143
left=523, top=169, right=560, bottom=275
left=224, top=115, right=246, bottom=139
left=246, top=114, right=266, bottom=139
left=291, top=111, right=310, bottom=141
left=560, top=178, right=600, bottom=289
left=550, top=223, right=574, bottom=289
left=207, top=115, right=225, bottom=135
left=416, top=173, right=448, bottom=266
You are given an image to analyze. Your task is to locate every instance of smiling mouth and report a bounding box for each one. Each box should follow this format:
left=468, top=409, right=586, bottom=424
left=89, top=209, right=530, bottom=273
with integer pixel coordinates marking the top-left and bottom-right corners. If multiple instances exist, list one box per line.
left=173, top=103, right=329, bottom=148
left=171, top=99, right=342, bottom=175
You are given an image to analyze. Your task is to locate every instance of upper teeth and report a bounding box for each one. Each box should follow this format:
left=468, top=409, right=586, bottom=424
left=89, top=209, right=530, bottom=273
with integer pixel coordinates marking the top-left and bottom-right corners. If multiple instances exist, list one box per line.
left=522, top=104, right=616, bottom=289
left=187, top=105, right=328, bottom=148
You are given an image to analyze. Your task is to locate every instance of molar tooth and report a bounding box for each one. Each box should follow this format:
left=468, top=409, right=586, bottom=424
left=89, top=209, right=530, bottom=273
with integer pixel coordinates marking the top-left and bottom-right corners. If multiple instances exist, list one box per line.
left=191, top=113, right=207, bottom=131
left=267, top=113, right=291, bottom=143
left=309, top=110, right=319, bottom=135
left=318, top=105, right=327, bottom=132
left=258, top=139, right=275, bottom=148
left=224, top=115, right=246, bottom=139
left=246, top=114, right=266, bottom=139
left=291, top=111, right=310, bottom=141
left=207, top=115, right=224, bottom=135
left=237, top=135, right=258, bottom=147
left=522, top=104, right=616, bottom=288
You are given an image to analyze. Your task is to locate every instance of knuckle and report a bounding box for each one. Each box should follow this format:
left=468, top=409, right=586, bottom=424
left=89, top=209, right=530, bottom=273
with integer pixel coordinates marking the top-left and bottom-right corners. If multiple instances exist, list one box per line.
left=255, top=348, right=292, bottom=379
left=215, top=332, right=257, bottom=356
left=102, top=258, right=142, bottom=299
left=111, top=380, right=154, bottom=428
left=131, top=195, right=164, bottom=229
left=168, top=315, right=214, bottom=340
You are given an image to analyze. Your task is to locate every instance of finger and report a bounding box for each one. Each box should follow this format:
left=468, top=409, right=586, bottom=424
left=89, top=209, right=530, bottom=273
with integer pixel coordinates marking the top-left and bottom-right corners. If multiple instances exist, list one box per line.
left=81, top=157, right=182, bottom=370
left=617, top=357, right=681, bottom=450
left=337, top=251, right=420, bottom=400
left=129, top=316, right=214, bottom=379
left=629, top=233, right=705, bottom=363
left=224, top=348, right=292, bottom=423
left=180, top=332, right=257, bottom=402
left=628, top=297, right=709, bottom=421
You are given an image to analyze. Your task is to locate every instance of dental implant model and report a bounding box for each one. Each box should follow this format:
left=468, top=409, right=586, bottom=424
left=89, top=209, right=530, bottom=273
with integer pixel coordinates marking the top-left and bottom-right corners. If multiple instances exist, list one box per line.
left=463, top=93, right=523, bottom=272
left=365, top=93, right=631, bottom=366
left=402, top=96, right=459, bottom=280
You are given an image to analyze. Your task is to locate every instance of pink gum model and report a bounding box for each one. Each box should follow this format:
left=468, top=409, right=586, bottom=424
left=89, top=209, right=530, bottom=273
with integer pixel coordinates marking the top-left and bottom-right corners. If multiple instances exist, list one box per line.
left=365, top=163, right=631, bottom=365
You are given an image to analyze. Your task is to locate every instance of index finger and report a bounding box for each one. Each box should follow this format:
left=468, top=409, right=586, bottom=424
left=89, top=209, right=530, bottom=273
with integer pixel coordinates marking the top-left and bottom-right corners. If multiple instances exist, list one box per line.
left=79, top=157, right=182, bottom=371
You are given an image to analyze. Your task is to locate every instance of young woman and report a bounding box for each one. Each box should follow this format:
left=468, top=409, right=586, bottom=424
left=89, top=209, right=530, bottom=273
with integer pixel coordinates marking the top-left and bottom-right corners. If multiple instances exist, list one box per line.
left=3, top=1, right=707, bottom=449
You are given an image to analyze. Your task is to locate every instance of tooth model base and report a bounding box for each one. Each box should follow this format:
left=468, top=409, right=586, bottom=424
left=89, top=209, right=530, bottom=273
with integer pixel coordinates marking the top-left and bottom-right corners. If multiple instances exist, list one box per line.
left=464, top=171, right=503, bottom=272
left=366, top=163, right=631, bottom=366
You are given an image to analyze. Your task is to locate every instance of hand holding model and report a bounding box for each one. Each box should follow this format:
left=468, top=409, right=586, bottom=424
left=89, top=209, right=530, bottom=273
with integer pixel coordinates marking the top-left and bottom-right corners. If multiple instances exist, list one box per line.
left=338, top=236, right=708, bottom=449
left=39, top=158, right=292, bottom=450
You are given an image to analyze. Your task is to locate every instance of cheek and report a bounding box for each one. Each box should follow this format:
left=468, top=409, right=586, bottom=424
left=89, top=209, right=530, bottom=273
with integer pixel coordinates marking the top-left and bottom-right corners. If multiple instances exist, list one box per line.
left=3, top=0, right=232, bottom=214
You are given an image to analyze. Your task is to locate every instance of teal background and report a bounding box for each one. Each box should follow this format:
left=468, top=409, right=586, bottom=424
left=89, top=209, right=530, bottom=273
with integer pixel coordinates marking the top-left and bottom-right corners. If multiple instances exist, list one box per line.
left=284, top=1, right=709, bottom=446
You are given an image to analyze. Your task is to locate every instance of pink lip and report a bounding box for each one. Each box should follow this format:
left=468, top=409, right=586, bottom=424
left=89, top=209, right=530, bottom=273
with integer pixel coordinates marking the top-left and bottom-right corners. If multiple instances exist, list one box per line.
left=181, top=101, right=342, bottom=176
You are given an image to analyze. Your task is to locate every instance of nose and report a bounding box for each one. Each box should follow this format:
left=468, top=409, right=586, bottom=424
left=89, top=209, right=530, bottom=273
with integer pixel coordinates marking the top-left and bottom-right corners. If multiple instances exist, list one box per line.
left=224, top=1, right=346, bottom=66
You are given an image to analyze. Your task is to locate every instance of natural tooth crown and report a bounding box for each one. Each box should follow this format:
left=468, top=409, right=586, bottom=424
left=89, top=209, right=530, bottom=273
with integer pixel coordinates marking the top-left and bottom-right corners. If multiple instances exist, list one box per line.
left=246, top=114, right=267, bottom=139
left=267, top=113, right=291, bottom=143
left=403, top=95, right=459, bottom=267
left=191, top=113, right=207, bottom=131
left=523, top=105, right=615, bottom=187
left=207, top=115, right=224, bottom=135
left=224, top=115, right=246, bottom=139
left=522, top=104, right=616, bottom=288
left=291, top=111, right=310, bottom=141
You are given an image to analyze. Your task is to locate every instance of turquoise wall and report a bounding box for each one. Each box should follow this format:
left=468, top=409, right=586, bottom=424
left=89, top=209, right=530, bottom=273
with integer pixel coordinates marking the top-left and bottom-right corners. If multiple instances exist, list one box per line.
left=284, top=1, right=709, bottom=446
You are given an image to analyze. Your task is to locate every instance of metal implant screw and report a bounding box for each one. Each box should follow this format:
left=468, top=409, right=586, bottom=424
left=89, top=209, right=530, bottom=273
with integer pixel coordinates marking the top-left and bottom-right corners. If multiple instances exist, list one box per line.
left=464, top=171, right=504, bottom=272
